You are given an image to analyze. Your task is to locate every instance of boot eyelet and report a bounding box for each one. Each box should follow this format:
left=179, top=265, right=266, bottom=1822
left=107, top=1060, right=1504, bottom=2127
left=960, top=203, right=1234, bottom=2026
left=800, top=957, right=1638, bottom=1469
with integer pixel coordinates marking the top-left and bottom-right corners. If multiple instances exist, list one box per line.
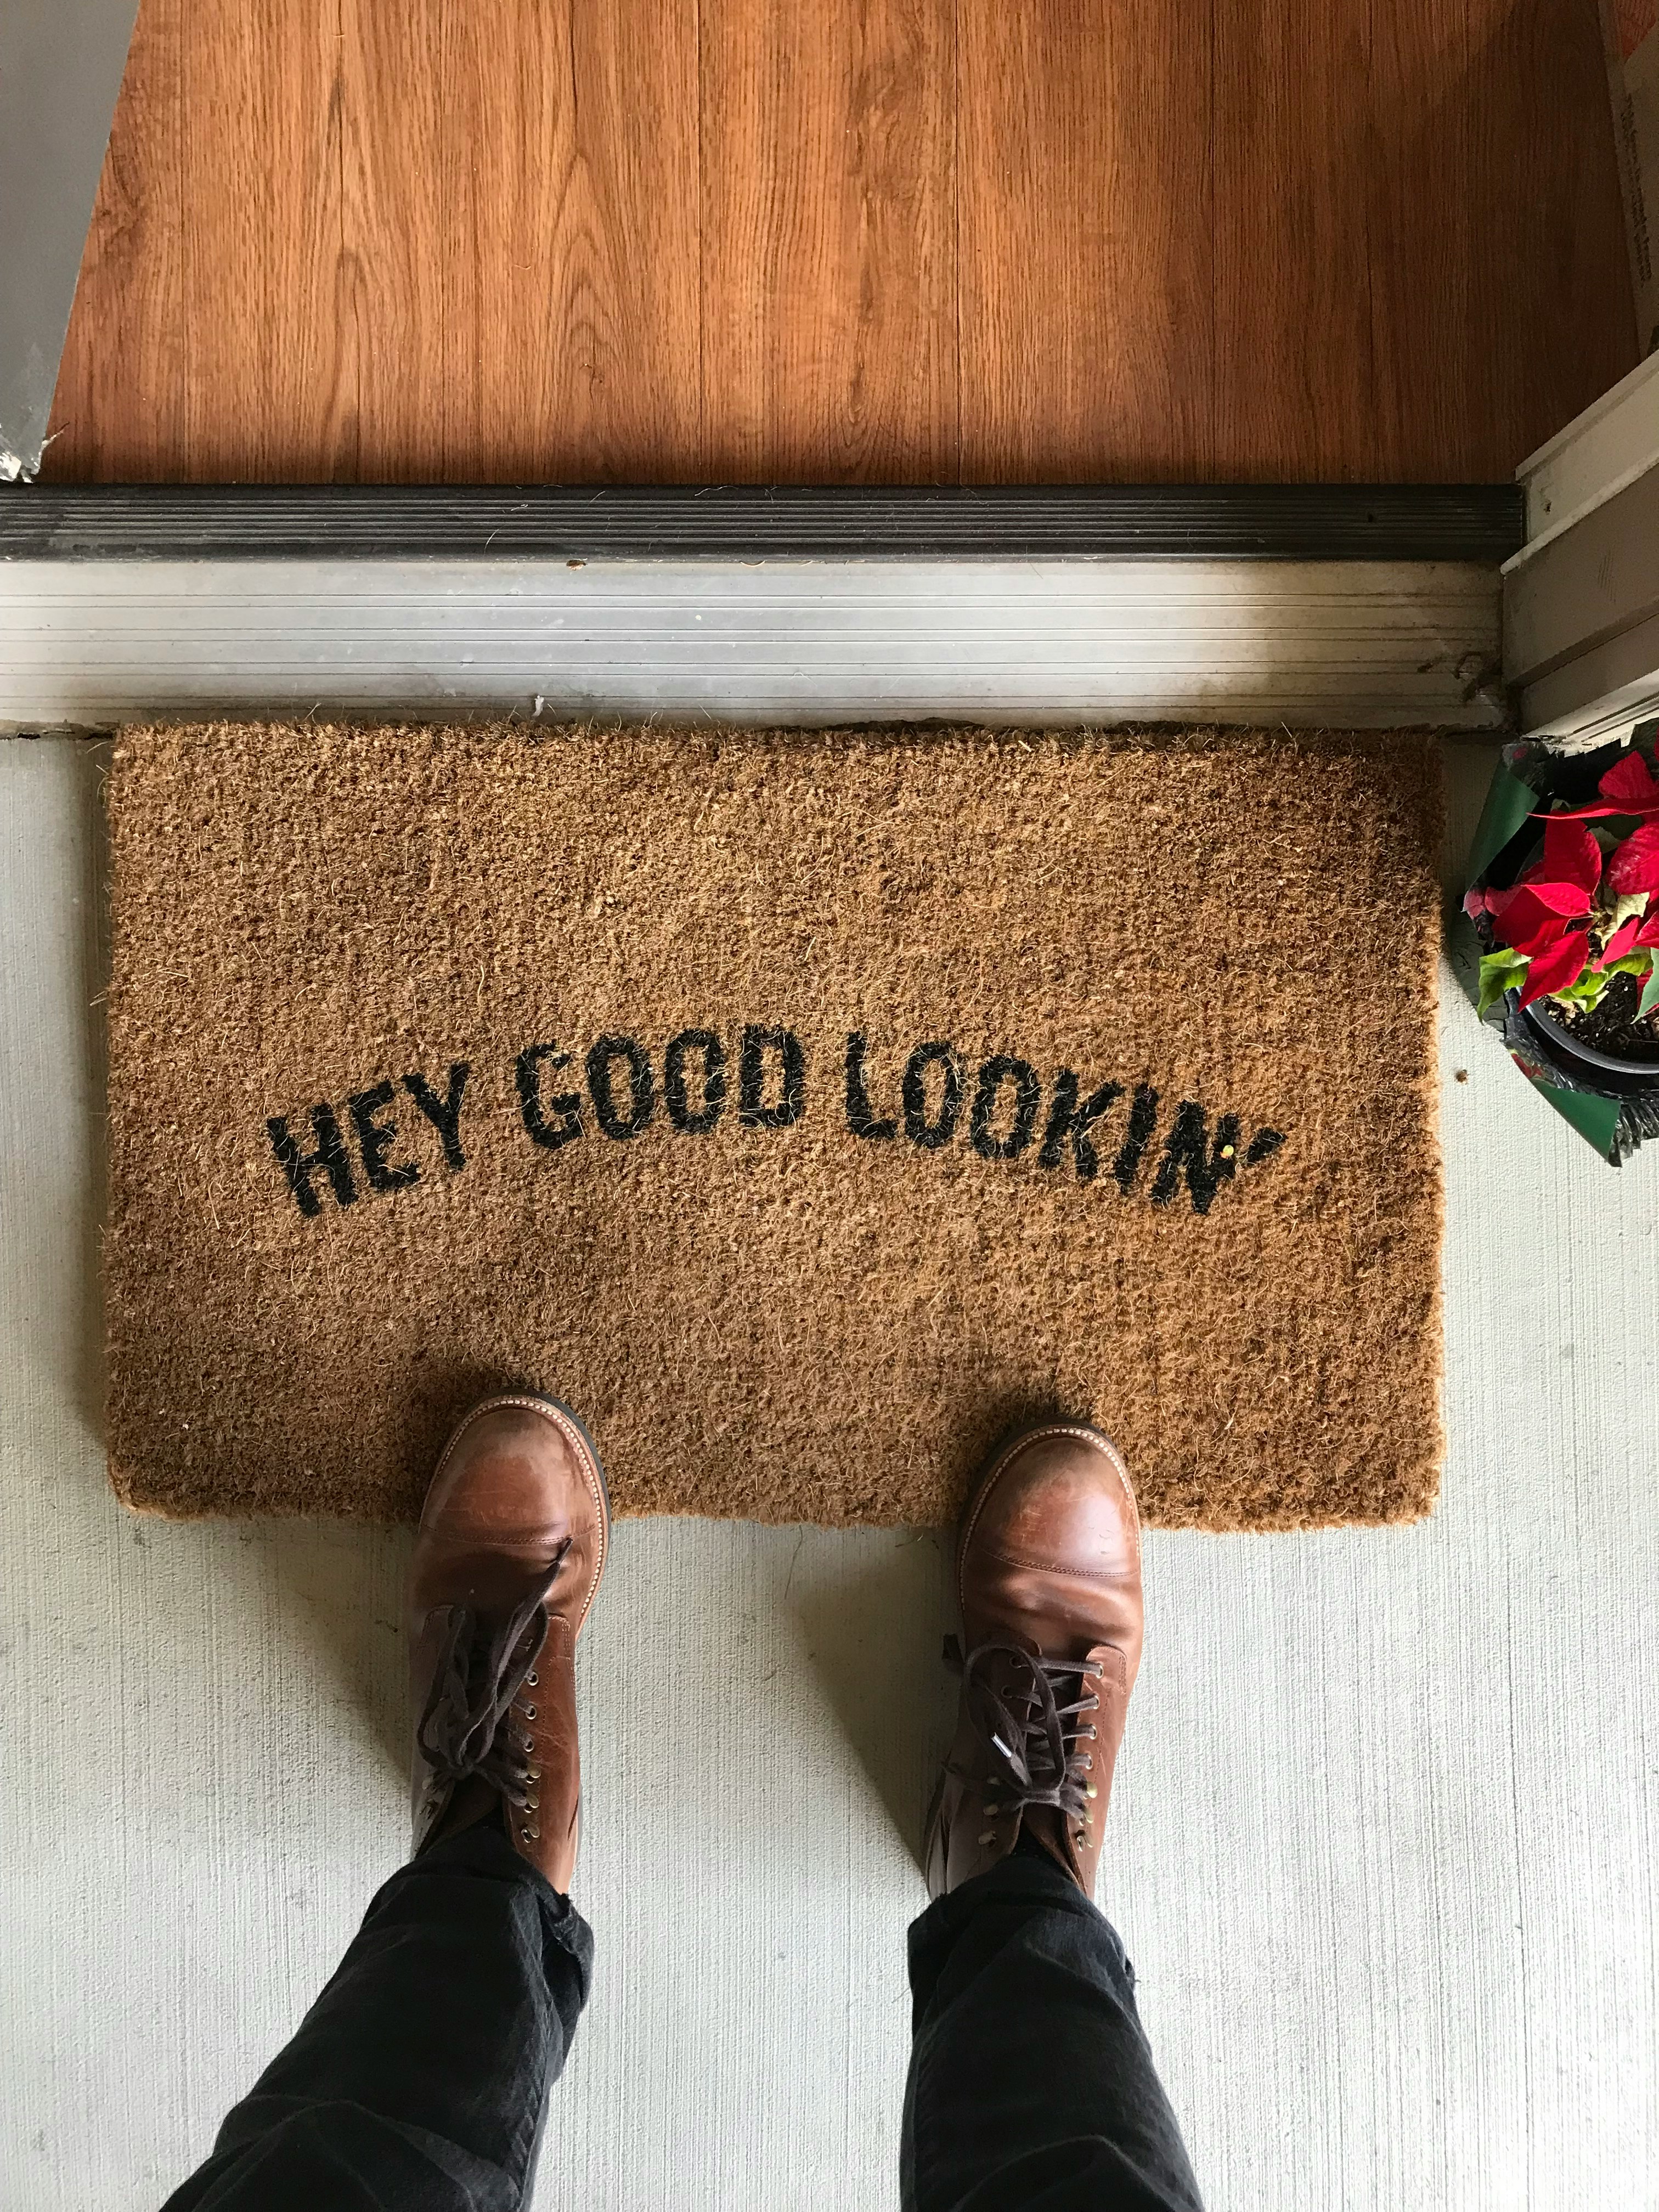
left=522, top=1824, right=539, bottom=1841
left=525, top=1793, right=539, bottom=1809
left=526, top=1672, right=539, bottom=1686
left=522, top=1704, right=537, bottom=1720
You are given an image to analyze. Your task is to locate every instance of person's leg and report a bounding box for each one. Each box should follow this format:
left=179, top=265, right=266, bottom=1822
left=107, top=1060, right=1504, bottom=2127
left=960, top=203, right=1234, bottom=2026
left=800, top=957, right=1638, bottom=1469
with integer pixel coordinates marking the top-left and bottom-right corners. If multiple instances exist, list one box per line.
left=907, top=1424, right=1203, bottom=2212
left=158, top=1393, right=611, bottom=2212
left=903, top=1848, right=1200, bottom=2212
left=161, top=1821, right=591, bottom=2212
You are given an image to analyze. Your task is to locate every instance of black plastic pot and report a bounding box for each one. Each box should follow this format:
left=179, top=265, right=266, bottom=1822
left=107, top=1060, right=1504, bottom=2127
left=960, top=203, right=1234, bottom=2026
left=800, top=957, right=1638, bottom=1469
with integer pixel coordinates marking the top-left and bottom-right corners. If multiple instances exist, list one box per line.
left=1510, top=991, right=1659, bottom=1097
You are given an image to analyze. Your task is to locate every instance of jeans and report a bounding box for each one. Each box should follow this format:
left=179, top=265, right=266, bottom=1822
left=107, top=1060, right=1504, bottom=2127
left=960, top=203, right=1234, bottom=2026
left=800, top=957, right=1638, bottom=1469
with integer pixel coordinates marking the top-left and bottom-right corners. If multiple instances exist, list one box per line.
left=160, top=1827, right=1201, bottom=2212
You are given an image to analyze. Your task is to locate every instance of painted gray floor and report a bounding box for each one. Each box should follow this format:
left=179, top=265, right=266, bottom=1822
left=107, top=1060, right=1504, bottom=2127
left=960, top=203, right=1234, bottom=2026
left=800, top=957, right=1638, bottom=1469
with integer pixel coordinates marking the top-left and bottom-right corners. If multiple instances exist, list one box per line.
left=2, top=736, right=1655, bottom=2211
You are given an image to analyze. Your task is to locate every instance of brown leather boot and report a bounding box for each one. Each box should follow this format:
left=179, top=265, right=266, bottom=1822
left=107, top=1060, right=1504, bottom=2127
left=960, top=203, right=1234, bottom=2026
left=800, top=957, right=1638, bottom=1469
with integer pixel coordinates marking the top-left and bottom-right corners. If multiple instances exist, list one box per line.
left=924, top=1423, right=1143, bottom=1899
left=408, top=1393, right=609, bottom=1894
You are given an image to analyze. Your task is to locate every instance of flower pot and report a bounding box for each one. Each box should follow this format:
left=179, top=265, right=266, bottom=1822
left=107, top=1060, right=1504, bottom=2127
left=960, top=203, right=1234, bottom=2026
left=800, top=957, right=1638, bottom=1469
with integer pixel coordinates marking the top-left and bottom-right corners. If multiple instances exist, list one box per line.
left=1510, top=991, right=1659, bottom=1095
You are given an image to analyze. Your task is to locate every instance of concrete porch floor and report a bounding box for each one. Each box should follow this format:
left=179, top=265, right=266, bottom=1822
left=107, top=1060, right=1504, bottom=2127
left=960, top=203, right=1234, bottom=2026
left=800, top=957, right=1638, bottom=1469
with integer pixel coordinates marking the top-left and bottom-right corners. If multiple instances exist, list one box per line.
left=2, top=735, right=1655, bottom=2210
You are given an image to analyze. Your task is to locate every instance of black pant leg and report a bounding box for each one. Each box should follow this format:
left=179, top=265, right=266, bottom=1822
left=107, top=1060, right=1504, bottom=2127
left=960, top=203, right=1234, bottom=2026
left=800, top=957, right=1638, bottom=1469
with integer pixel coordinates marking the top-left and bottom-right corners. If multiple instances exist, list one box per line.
left=902, top=1850, right=1203, bottom=2212
left=160, top=1823, right=592, bottom=2212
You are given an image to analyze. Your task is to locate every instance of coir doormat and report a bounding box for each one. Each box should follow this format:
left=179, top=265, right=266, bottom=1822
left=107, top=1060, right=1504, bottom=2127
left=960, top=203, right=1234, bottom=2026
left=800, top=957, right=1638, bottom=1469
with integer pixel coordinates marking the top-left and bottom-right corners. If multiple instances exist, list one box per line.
left=104, top=722, right=1443, bottom=1530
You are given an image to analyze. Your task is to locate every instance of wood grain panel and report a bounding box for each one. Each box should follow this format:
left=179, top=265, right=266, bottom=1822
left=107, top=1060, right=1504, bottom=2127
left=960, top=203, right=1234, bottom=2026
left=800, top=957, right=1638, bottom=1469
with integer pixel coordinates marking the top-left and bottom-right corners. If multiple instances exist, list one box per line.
left=41, top=0, right=1641, bottom=484
left=47, top=0, right=347, bottom=481
left=40, top=0, right=184, bottom=482
left=396, top=0, right=704, bottom=480
left=698, top=0, right=957, bottom=481
left=1215, top=0, right=1638, bottom=486
left=1211, top=0, right=1376, bottom=482
left=956, top=0, right=1214, bottom=482
left=49, top=0, right=702, bottom=483
left=1369, top=0, right=1638, bottom=480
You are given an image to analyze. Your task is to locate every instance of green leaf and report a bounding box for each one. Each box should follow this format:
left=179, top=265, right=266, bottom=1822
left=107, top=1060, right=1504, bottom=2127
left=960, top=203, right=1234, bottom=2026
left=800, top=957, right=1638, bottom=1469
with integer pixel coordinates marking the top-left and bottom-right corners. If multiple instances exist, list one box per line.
left=1609, top=889, right=1651, bottom=935
left=1640, top=963, right=1659, bottom=1021
left=1476, top=946, right=1529, bottom=1017
left=1551, top=972, right=1610, bottom=1011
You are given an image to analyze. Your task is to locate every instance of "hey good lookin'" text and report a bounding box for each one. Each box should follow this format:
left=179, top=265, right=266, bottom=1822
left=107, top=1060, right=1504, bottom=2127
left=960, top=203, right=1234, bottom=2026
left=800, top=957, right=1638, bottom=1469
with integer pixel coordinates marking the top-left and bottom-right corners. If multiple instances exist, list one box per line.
left=264, top=1025, right=1286, bottom=1222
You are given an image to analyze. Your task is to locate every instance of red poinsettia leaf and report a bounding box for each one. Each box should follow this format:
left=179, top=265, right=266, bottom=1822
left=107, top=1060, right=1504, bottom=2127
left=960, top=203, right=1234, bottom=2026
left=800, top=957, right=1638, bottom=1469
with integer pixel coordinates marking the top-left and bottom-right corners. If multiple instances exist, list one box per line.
left=1510, top=866, right=1595, bottom=916
left=1608, top=821, right=1659, bottom=898
left=1537, top=804, right=1651, bottom=821
left=1541, top=815, right=1604, bottom=893
left=1602, top=916, right=1641, bottom=963
left=1486, top=885, right=1571, bottom=954
left=1637, top=910, right=1659, bottom=947
left=1517, top=928, right=1591, bottom=1006
left=1599, top=749, right=1659, bottom=810
left=1541, top=753, right=1659, bottom=822
left=1462, top=886, right=1489, bottom=921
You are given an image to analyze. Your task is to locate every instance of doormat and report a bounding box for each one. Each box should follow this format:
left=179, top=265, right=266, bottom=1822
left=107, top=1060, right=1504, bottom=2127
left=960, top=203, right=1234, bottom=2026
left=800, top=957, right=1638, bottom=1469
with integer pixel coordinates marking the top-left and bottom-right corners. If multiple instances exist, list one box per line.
left=103, top=722, right=1444, bottom=1530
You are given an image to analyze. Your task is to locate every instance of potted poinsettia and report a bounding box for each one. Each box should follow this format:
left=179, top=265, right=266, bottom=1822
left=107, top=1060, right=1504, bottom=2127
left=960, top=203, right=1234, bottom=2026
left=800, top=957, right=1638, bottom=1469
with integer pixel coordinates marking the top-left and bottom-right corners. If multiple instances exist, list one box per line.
left=1465, top=748, right=1659, bottom=1077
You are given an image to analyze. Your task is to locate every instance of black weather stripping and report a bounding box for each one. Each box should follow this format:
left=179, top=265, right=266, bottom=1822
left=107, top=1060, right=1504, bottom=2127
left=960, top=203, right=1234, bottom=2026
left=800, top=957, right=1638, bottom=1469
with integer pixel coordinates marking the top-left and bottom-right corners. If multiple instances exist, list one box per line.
left=0, top=482, right=1525, bottom=563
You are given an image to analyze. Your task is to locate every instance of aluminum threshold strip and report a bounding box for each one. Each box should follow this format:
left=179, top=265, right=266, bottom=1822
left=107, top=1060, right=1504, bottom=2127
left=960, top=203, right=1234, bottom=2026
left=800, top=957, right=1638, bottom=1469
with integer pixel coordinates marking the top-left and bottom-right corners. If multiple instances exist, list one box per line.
left=0, top=482, right=1526, bottom=562
left=1, top=555, right=1507, bottom=735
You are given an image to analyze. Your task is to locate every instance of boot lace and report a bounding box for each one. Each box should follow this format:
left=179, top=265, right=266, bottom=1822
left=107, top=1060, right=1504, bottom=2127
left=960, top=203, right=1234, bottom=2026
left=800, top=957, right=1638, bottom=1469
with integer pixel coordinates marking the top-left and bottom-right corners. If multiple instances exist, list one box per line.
left=415, top=1544, right=568, bottom=1812
left=947, top=1634, right=1102, bottom=1833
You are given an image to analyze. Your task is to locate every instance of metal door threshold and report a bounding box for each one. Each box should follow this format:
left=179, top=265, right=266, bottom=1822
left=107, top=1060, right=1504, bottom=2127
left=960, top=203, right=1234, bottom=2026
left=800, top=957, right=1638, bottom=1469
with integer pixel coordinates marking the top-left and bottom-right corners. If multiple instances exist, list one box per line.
left=0, top=484, right=1515, bottom=733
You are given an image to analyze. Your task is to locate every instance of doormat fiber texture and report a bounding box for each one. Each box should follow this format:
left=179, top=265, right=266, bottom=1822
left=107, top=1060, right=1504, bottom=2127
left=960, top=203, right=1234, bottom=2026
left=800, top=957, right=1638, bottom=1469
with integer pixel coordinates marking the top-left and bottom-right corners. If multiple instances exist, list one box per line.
left=104, top=722, right=1443, bottom=1530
